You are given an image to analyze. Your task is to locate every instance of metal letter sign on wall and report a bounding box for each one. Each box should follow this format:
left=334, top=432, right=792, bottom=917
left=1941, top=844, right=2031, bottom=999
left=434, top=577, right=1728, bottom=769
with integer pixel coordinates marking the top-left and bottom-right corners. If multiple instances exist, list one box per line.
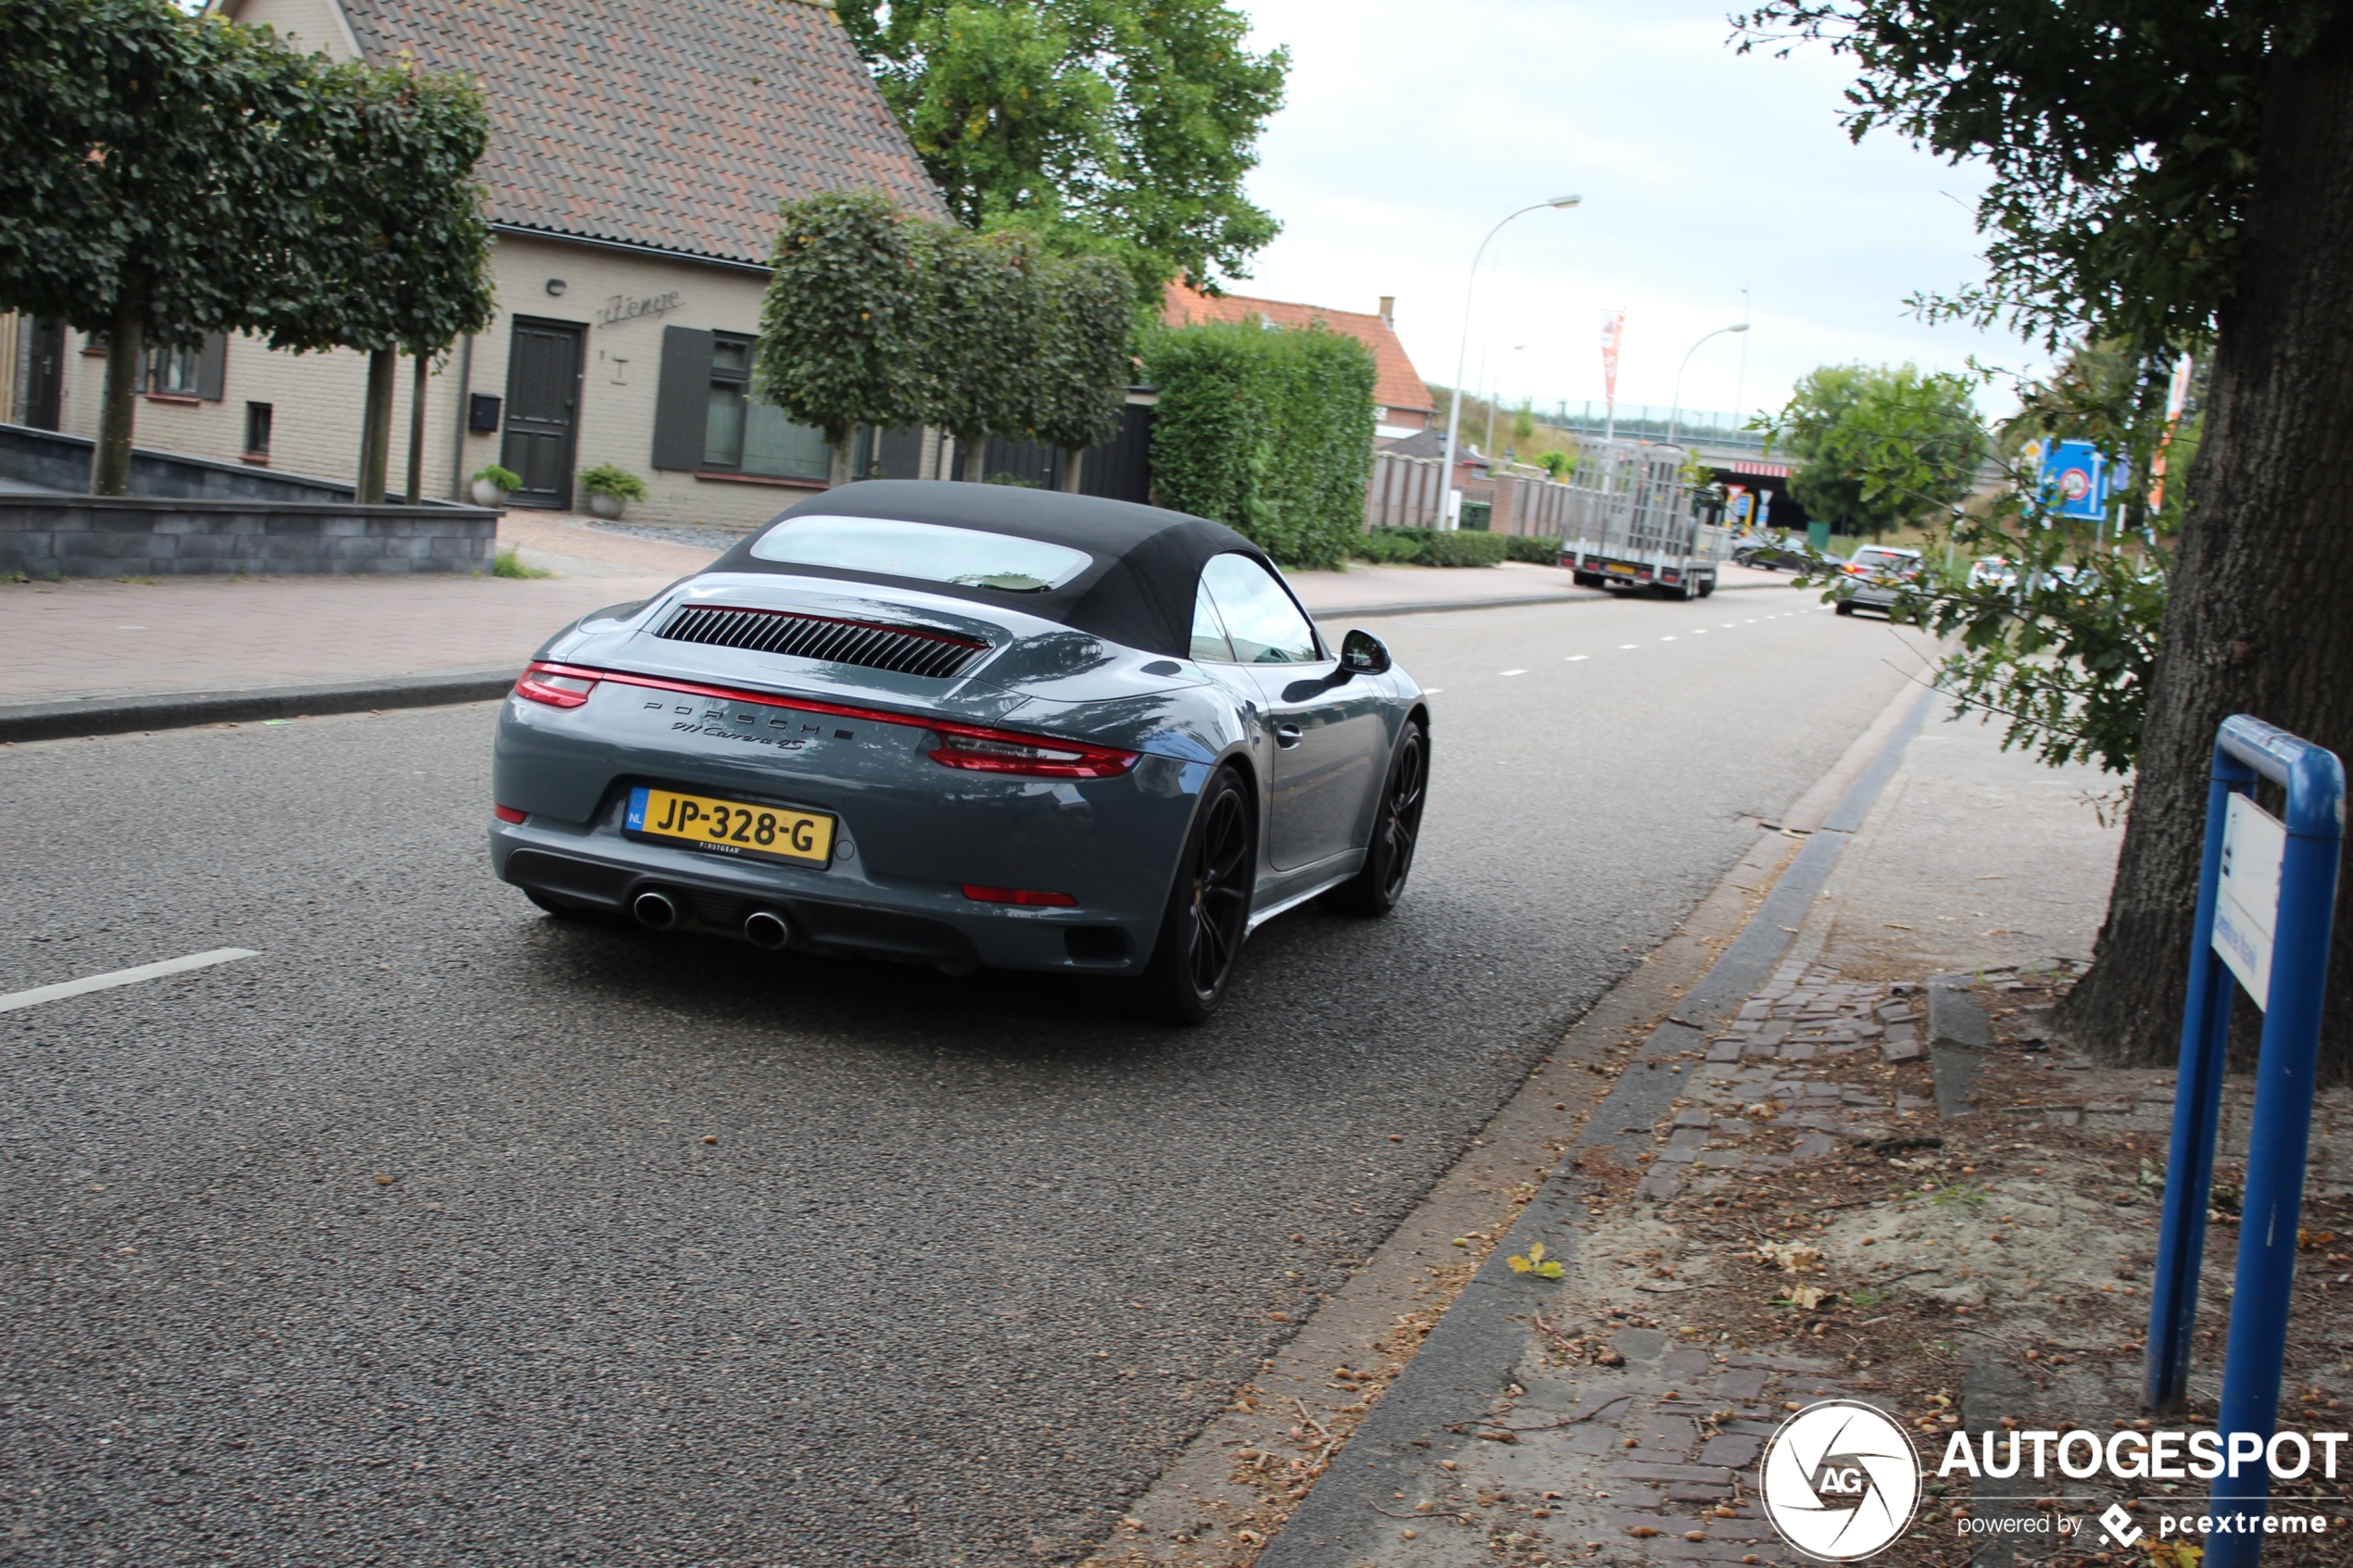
left=2144, top=716, right=2345, bottom=1568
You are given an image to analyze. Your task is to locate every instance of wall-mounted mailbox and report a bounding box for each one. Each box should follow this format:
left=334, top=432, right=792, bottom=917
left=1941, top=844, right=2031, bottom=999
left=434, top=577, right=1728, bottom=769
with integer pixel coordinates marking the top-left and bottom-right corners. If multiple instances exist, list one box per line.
left=469, top=393, right=502, bottom=433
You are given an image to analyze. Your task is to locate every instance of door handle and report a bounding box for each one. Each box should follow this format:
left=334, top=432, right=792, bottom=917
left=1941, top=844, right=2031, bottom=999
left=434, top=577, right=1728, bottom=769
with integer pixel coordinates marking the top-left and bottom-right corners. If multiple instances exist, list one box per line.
left=1274, top=723, right=1303, bottom=748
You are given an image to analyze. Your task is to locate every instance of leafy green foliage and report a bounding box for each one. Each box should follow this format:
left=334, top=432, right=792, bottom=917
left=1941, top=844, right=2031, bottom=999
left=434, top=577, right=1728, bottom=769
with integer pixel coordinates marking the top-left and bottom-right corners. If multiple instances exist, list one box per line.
left=1793, top=351, right=2174, bottom=780
left=1348, top=528, right=1511, bottom=568
left=472, top=464, right=522, bottom=492
left=1761, top=362, right=1986, bottom=538
left=1732, top=0, right=2306, bottom=357
left=578, top=463, right=648, bottom=501
left=1537, top=449, right=1574, bottom=480
left=1501, top=533, right=1559, bottom=564
left=490, top=547, right=552, bottom=580
left=1026, top=251, right=1136, bottom=456
left=1144, top=319, right=1376, bottom=569
left=265, top=61, right=494, bottom=358
left=918, top=223, right=1043, bottom=463
left=837, top=0, right=1288, bottom=294
left=756, top=191, right=935, bottom=471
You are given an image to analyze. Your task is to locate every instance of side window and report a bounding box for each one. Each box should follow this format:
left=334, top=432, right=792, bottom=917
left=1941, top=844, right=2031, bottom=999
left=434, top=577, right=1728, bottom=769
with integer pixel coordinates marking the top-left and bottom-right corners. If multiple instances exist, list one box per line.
left=1190, top=582, right=1236, bottom=663
left=1201, top=553, right=1319, bottom=664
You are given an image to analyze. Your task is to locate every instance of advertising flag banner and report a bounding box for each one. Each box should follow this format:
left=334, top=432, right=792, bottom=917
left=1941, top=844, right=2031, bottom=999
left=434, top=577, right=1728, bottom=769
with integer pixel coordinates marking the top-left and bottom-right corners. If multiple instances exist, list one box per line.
left=1598, top=312, right=1625, bottom=412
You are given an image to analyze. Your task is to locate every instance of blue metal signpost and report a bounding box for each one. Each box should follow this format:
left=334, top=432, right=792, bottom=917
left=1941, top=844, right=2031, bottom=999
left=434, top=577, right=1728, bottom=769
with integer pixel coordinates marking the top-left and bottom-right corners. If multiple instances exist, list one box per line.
left=2144, top=717, right=2344, bottom=1568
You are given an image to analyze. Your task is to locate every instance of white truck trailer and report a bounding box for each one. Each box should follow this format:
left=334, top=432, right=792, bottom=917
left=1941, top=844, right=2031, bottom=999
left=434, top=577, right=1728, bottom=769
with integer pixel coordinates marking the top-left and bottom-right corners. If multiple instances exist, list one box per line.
left=1555, top=439, right=1730, bottom=600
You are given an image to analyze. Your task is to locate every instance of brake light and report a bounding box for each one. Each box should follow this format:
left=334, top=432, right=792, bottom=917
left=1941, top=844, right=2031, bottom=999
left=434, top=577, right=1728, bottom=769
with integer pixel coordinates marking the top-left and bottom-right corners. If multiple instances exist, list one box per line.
left=516, top=664, right=598, bottom=708
left=963, top=884, right=1078, bottom=907
left=510, top=660, right=1140, bottom=777
left=928, top=729, right=1139, bottom=779
left=494, top=805, right=526, bottom=823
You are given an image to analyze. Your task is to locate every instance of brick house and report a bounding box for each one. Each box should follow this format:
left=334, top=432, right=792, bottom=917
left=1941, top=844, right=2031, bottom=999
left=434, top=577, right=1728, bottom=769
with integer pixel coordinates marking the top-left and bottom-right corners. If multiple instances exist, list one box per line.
left=6, top=0, right=950, bottom=527
left=1160, top=283, right=1436, bottom=441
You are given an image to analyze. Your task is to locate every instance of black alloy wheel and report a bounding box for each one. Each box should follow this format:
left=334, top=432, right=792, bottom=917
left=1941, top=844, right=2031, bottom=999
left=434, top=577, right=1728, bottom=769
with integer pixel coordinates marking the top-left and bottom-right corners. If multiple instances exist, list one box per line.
left=1138, top=768, right=1255, bottom=1023
left=1330, top=721, right=1428, bottom=917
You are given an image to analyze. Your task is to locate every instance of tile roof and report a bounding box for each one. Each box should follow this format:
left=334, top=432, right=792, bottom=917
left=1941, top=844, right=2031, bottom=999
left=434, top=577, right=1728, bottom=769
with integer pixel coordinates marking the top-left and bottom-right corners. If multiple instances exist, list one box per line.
left=333, top=0, right=950, bottom=267
left=1161, top=282, right=1435, bottom=417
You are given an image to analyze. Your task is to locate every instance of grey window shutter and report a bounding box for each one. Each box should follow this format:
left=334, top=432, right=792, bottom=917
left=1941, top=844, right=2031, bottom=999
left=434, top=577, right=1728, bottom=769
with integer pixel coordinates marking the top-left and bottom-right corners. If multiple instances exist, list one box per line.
left=196, top=332, right=228, bottom=400
left=651, top=326, right=714, bottom=470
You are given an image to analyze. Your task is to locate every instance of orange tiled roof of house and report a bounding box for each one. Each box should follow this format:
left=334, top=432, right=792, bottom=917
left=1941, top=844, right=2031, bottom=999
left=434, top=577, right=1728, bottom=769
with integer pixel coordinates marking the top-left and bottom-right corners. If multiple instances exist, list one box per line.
left=332, top=0, right=951, bottom=267
left=1162, top=282, right=1435, bottom=418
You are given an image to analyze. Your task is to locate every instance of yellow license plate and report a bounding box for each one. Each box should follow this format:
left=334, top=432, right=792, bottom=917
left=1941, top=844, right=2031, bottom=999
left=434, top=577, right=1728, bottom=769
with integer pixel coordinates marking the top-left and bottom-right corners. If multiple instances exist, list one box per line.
left=625, top=785, right=835, bottom=866
left=1604, top=561, right=1638, bottom=576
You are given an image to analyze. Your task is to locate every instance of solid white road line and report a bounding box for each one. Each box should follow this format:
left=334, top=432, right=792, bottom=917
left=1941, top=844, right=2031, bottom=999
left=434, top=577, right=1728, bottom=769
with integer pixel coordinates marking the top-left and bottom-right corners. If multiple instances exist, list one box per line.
left=0, top=948, right=259, bottom=1015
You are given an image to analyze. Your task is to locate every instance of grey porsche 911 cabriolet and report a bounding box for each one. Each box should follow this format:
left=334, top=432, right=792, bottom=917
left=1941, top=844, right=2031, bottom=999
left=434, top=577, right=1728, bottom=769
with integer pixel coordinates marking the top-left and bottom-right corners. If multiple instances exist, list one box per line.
left=489, top=482, right=1430, bottom=1022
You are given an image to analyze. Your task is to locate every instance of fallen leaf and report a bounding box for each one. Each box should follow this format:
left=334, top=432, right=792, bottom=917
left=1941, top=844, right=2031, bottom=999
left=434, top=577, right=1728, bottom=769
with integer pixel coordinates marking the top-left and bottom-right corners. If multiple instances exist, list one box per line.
left=1755, top=1241, right=1823, bottom=1273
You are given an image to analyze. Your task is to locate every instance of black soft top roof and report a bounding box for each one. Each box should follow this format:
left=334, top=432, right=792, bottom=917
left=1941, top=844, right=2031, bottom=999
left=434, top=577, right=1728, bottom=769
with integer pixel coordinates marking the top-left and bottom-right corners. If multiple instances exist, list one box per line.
left=707, top=481, right=1286, bottom=659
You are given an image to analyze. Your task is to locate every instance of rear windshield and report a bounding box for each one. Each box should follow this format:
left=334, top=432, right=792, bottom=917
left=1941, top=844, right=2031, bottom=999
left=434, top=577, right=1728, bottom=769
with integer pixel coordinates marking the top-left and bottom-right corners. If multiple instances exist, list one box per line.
left=749, top=515, right=1093, bottom=594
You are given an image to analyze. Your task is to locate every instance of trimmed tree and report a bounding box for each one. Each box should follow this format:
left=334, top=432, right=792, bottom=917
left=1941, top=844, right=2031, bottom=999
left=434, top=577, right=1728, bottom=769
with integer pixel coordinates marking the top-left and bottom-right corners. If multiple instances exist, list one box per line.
left=755, top=191, right=934, bottom=488
left=0, top=0, right=326, bottom=494
left=1026, top=252, right=1136, bottom=491
left=919, top=224, right=1041, bottom=483
left=264, top=61, right=494, bottom=506
left=1736, top=0, right=2353, bottom=1078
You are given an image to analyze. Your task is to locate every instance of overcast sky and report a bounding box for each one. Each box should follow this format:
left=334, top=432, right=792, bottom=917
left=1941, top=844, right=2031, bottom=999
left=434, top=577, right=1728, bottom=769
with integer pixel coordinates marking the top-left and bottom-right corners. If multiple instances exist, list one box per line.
left=1229, top=0, right=2045, bottom=427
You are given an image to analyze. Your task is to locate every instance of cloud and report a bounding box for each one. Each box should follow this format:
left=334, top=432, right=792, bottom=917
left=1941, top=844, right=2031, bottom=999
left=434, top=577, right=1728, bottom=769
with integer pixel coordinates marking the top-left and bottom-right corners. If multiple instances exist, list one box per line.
left=1232, top=0, right=2045, bottom=420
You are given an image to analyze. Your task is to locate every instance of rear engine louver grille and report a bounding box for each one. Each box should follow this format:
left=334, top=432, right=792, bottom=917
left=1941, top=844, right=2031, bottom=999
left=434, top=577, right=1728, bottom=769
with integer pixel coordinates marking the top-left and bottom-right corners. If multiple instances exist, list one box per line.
left=655, top=605, right=988, bottom=680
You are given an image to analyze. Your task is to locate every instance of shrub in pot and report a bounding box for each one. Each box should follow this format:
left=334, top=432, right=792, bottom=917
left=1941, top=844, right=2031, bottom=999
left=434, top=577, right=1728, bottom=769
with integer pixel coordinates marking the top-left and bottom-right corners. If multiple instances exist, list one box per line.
left=579, top=463, right=648, bottom=520
left=470, top=465, right=521, bottom=507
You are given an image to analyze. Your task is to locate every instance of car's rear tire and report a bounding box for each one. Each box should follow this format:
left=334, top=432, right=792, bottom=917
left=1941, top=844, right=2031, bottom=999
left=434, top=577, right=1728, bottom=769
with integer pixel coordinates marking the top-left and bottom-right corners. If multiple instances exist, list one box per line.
left=1328, top=721, right=1428, bottom=918
left=1134, top=767, right=1255, bottom=1024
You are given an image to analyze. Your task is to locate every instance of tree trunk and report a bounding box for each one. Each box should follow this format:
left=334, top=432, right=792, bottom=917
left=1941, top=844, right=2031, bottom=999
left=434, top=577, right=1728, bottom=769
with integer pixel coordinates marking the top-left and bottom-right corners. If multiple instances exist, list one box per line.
left=826, top=425, right=854, bottom=488
left=93, top=306, right=144, bottom=497
left=358, top=347, right=396, bottom=505
left=960, top=433, right=988, bottom=483
left=2057, top=11, right=2353, bottom=1084
left=1057, top=447, right=1083, bottom=493
left=404, top=349, right=429, bottom=505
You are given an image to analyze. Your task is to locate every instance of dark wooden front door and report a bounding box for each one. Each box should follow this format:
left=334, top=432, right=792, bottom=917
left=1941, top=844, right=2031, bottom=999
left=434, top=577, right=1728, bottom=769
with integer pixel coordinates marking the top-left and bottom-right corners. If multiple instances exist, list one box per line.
left=499, top=318, right=585, bottom=509
left=23, top=320, right=66, bottom=431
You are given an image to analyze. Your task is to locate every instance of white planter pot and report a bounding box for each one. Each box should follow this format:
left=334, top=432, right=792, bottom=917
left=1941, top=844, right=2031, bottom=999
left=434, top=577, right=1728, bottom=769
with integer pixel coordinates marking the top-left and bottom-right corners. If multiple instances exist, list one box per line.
left=470, top=478, right=509, bottom=508
left=585, top=491, right=625, bottom=521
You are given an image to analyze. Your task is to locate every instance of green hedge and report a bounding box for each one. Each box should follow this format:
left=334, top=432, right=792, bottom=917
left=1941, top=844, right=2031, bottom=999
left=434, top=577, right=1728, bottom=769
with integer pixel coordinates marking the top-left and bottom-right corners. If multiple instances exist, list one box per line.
left=1143, top=320, right=1377, bottom=570
left=1350, top=527, right=1523, bottom=568
left=1503, top=533, right=1562, bottom=564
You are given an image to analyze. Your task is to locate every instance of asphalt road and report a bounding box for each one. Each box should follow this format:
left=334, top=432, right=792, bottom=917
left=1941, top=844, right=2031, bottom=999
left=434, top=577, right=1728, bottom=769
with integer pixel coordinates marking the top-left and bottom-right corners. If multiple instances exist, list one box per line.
left=0, top=589, right=1935, bottom=1566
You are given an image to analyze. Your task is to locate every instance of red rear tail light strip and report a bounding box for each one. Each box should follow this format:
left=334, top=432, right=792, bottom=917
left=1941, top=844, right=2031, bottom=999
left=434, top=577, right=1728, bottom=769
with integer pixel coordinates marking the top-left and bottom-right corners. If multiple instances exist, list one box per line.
left=511, top=660, right=1140, bottom=780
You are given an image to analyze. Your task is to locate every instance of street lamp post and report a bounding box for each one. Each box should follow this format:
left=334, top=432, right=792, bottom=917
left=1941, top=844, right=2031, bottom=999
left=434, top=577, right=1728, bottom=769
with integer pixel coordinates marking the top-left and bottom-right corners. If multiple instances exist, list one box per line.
left=1438, top=195, right=1579, bottom=529
left=1667, top=323, right=1749, bottom=446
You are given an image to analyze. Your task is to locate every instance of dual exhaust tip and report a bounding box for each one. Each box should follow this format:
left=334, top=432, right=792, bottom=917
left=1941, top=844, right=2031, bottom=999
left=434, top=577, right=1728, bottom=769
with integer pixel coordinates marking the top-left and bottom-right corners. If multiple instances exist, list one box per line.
left=630, top=889, right=791, bottom=950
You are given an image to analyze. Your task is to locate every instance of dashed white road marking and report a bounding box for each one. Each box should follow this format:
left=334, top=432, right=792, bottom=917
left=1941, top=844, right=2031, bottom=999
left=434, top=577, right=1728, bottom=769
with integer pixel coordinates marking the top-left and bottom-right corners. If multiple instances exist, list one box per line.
left=1617, top=643, right=1638, bottom=650
left=1499, top=669, right=1528, bottom=677
left=1659, top=635, right=1677, bottom=641
left=0, top=948, right=260, bottom=1015
left=1566, top=654, right=1590, bottom=662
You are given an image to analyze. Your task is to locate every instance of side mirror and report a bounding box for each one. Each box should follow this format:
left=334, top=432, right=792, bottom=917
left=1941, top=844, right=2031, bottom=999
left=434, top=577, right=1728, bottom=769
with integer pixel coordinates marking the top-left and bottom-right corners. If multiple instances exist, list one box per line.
left=1340, top=628, right=1391, bottom=675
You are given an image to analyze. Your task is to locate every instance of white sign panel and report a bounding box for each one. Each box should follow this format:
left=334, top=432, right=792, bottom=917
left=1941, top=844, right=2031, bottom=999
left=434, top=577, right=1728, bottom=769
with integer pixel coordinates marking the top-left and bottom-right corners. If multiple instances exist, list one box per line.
left=2212, top=792, right=2286, bottom=1010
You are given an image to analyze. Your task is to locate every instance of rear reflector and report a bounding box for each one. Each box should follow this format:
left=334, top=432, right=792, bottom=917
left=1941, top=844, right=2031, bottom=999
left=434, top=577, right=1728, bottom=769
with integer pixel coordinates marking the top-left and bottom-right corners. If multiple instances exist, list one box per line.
left=963, top=884, right=1078, bottom=908
left=494, top=805, right=527, bottom=823
left=515, top=664, right=597, bottom=708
